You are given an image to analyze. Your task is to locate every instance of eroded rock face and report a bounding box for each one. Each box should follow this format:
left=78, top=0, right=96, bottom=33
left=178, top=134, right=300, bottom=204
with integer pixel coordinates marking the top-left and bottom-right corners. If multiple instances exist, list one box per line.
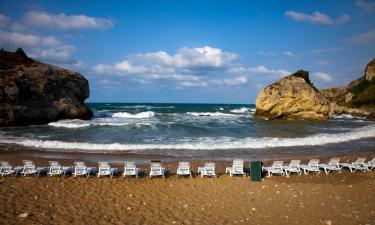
left=365, top=58, right=375, bottom=81
left=255, top=70, right=332, bottom=120
left=0, top=49, right=92, bottom=126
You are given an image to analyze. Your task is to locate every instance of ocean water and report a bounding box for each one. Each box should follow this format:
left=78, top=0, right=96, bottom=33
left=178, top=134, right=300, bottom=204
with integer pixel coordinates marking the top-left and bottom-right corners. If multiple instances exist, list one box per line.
left=0, top=103, right=374, bottom=158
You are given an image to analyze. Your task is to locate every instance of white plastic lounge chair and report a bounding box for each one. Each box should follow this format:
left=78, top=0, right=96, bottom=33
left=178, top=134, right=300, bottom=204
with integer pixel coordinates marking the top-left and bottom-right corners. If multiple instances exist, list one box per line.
left=318, top=158, right=342, bottom=174
left=72, top=161, right=95, bottom=178
left=365, top=157, right=375, bottom=171
left=198, top=162, right=217, bottom=178
left=0, top=161, right=16, bottom=176
left=340, top=158, right=367, bottom=172
left=47, top=161, right=72, bottom=177
left=176, top=161, right=192, bottom=178
left=262, top=161, right=285, bottom=177
left=149, top=161, right=166, bottom=179
left=300, top=159, right=321, bottom=174
left=97, top=162, right=117, bottom=178
left=123, top=161, right=140, bottom=178
left=21, top=160, right=47, bottom=176
left=283, top=160, right=302, bottom=176
left=226, top=159, right=245, bottom=177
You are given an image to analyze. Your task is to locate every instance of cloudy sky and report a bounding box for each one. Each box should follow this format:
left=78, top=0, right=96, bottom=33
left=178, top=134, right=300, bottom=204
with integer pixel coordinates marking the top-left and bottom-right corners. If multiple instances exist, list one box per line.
left=0, top=0, right=374, bottom=103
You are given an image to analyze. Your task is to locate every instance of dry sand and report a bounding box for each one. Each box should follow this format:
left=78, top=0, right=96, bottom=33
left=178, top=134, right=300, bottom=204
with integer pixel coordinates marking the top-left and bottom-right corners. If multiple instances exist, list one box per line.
left=0, top=153, right=375, bottom=225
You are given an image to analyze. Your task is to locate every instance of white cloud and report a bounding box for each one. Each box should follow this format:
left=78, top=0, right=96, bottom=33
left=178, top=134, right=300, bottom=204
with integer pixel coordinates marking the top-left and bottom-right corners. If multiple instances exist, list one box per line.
left=0, top=14, right=9, bottom=28
left=137, top=46, right=237, bottom=69
left=246, top=65, right=290, bottom=76
left=257, top=48, right=342, bottom=58
left=114, top=60, right=146, bottom=74
left=336, top=14, right=351, bottom=24
left=344, top=30, right=375, bottom=45
left=356, top=0, right=375, bottom=13
left=257, top=51, right=276, bottom=56
left=313, top=72, right=332, bottom=82
left=227, top=65, right=290, bottom=76
left=0, top=30, right=60, bottom=48
left=32, top=45, right=76, bottom=63
left=94, top=46, right=239, bottom=75
left=285, top=11, right=350, bottom=25
left=97, top=79, right=122, bottom=89
left=10, top=22, right=29, bottom=32
left=94, top=64, right=113, bottom=74
left=211, top=76, right=248, bottom=86
left=93, top=46, right=289, bottom=88
left=304, top=47, right=343, bottom=55
left=179, top=81, right=208, bottom=87
left=283, top=51, right=296, bottom=57
left=23, top=11, right=113, bottom=30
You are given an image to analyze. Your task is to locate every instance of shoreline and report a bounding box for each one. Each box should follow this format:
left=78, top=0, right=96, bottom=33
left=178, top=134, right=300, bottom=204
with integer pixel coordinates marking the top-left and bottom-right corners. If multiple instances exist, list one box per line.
left=1, top=142, right=374, bottom=168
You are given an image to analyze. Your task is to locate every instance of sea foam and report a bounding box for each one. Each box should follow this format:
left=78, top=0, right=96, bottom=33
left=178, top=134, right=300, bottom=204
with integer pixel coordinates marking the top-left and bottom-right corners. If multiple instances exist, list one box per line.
left=48, top=120, right=91, bottom=128
left=2, top=124, right=375, bottom=151
left=112, top=111, right=155, bottom=118
left=187, top=112, right=237, bottom=117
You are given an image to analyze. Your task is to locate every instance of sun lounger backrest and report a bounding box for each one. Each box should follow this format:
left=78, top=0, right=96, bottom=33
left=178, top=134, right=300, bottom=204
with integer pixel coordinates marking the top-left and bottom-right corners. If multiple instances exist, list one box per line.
left=151, top=162, right=162, bottom=170
left=272, top=161, right=283, bottom=169
left=179, top=162, right=190, bottom=169
left=233, top=159, right=244, bottom=167
left=49, top=161, right=61, bottom=167
left=74, top=161, right=86, bottom=168
left=328, top=158, right=340, bottom=165
left=23, top=160, right=35, bottom=167
left=99, top=162, right=110, bottom=169
left=124, top=161, right=135, bottom=169
left=355, top=158, right=366, bottom=164
left=289, top=160, right=300, bottom=167
left=0, top=161, right=11, bottom=167
left=308, top=159, right=319, bottom=166
left=204, top=162, right=215, bottom=169
left=0, top=161, right=12, bottom=170
left=371, top=157, right=375, bottom=163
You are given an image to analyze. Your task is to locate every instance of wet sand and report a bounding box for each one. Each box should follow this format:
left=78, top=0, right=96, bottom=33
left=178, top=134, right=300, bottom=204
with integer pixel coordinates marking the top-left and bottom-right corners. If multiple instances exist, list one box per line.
left=1, top=146, right=375, bottom=225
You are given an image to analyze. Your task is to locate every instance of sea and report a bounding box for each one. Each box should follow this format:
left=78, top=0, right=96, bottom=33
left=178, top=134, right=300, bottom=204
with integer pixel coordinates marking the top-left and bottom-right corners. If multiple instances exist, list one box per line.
left=0, top=103, right=374, bottom=160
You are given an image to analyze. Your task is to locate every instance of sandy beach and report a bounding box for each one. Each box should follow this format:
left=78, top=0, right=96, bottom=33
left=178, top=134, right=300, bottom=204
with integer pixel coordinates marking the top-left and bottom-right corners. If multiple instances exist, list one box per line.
left=1, top=149, right=375, bottom=225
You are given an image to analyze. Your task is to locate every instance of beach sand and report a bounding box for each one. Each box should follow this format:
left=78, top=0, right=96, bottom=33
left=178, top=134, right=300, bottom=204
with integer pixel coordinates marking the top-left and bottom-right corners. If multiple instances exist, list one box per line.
left=1, top=149, right=375, bottom=225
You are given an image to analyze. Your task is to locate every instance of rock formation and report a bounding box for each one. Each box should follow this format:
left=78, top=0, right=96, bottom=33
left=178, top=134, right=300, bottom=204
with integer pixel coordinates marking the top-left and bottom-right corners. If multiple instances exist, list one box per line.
left=255, top=70, right=332, bottom=120
left=0, top=49, right=92, bottom=126
left=365, top=58, right=375, bottom=81
left=255, top=58, right=375, bottom=120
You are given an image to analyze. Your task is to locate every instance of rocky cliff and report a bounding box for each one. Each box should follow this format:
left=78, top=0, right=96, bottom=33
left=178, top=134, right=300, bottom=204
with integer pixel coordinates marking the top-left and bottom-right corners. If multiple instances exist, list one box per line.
left=255, top=70, right=332, bottom=120
left=0, top=49, right=92, bottom=126
left=321, top=58, right=375, bottom=109
left=255, top=58, right=375, bottom=120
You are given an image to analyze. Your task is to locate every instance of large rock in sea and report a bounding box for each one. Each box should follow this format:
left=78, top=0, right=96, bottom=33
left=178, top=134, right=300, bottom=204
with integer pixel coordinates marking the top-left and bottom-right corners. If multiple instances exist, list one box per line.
left=255, top=70, right=332, bottom=120
left=0, top=49, right=92, bottom=126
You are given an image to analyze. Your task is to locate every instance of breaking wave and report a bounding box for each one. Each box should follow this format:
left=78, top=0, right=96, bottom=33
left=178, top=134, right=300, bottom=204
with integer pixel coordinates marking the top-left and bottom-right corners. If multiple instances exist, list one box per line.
left=187, top=112, right=237, bottom=117
left=112, top=111, right=155, bottom=118
left=2, top=124, right=375, bottom=151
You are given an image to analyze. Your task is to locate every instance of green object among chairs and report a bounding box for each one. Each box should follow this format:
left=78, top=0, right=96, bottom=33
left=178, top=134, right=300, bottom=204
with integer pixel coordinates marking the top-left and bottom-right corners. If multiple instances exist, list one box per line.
left=250, top=161, right=263, bottom=181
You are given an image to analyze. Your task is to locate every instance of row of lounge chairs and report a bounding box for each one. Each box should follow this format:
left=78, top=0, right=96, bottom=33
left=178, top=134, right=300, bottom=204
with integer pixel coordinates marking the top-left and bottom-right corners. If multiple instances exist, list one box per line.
left=1, top=158, right=374, bottom=178
left=263, top=157, right=375, bottom=177
left=0, top=160, right=223, bottom=178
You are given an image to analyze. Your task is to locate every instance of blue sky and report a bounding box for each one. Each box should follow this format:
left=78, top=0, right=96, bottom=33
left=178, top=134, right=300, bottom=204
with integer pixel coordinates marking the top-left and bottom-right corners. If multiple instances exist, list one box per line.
left=0, top=0, right=374, bottom=103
